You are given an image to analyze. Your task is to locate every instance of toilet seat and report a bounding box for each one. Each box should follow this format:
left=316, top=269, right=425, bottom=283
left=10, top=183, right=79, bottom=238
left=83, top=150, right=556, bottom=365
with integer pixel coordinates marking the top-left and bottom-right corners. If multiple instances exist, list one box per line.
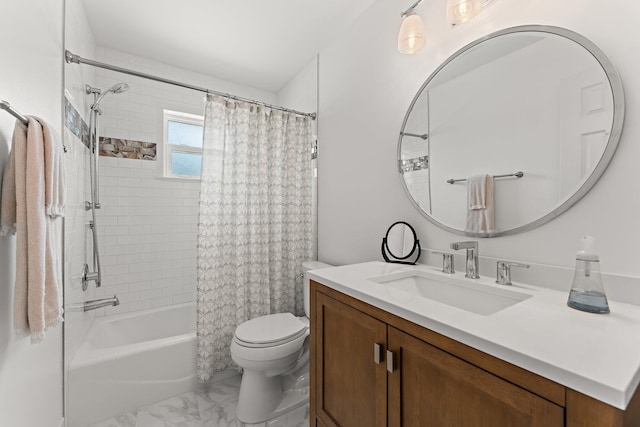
left=234, top=313, right=308, bottom=348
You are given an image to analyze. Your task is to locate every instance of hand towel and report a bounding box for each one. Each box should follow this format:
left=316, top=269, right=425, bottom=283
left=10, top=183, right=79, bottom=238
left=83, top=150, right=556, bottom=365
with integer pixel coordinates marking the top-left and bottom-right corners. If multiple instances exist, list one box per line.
left=465, top=174, right=495, bottom=233
left=0, top=122, right=20, bottom=235
left=0, top=117, right=63, bottom=342
left=40, top=117, right=65, bottom=217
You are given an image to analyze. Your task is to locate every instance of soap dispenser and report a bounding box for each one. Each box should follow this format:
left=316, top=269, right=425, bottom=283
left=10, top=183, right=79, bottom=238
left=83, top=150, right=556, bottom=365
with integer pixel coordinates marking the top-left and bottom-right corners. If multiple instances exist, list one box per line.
left=567, top=236, right=610, bottom=314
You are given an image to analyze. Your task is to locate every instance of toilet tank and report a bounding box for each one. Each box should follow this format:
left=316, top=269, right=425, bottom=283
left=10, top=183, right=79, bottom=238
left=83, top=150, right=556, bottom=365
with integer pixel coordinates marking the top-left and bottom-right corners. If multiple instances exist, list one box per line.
left=302, top=261, right=333, bottom=318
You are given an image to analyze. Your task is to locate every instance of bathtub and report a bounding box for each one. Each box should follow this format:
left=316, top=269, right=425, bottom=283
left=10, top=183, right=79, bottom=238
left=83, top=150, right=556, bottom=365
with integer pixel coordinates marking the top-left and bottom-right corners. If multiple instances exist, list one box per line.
left=67, top=303, right=197, bottom=427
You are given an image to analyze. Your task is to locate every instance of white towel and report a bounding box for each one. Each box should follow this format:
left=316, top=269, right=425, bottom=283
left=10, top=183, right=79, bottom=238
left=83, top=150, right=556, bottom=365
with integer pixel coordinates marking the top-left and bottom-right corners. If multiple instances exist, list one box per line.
left=465, top=174, right=495, bottom=233
left=41, top=117, right=65, bottom=218
left=0, top=117, right=64, bottom=342
left=0, top=123, right=19, bottom=236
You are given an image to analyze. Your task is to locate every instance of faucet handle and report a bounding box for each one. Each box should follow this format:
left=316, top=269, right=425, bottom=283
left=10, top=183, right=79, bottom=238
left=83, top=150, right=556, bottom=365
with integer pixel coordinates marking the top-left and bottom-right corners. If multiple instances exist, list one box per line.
left=496, top=261, right=530, bottom=286
left=432, top=251, right=455, bottom=274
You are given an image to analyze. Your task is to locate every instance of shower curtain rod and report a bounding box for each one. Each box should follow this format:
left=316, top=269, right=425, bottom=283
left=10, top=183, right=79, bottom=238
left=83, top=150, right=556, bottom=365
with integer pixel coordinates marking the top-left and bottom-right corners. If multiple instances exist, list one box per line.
left=65, top=50, right=317, bottom=120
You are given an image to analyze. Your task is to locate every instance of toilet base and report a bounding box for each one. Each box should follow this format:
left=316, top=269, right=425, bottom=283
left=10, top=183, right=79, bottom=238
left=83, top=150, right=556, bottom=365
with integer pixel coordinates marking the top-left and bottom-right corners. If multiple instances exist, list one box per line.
left=236, top=366, right=309, bottom=424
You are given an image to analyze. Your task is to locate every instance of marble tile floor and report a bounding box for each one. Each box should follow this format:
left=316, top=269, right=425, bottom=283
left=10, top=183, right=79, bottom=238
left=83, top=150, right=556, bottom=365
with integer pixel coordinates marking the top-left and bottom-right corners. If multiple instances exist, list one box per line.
left=89, top=374, right=310, bottom=427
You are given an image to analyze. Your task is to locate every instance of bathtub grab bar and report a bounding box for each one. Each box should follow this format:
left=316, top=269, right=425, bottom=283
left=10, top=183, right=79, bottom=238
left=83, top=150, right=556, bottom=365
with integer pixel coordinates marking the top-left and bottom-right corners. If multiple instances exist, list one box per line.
left=67, top=296, right=120, bottom=312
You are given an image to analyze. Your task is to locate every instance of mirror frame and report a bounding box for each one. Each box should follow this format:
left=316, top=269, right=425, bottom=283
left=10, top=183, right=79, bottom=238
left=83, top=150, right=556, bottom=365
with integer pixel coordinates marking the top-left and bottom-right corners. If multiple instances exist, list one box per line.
left=397, top=25, right=625, bottom=238
left=381, top=221, right=421, bottom=265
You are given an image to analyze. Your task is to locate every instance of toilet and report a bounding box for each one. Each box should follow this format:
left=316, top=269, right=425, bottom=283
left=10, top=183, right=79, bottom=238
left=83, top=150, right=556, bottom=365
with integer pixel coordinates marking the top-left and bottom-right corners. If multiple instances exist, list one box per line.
left=231, top=261, right=333, bottom=424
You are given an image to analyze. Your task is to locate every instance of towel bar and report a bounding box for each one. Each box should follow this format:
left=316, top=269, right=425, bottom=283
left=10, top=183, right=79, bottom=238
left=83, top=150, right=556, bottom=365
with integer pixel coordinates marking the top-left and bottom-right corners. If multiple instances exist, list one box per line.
left=0, top=100, right=28, bottom=125
left=447, top=171, right=524, bottom=184
left=1, top=99, right=68, bottom=152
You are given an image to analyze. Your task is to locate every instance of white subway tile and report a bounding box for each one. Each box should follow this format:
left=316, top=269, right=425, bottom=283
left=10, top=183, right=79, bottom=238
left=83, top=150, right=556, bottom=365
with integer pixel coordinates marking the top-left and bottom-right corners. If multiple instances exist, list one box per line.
left=151, top=296, right=174, bottom=308
left=116, top=291, right=141, bottom=303
left=104, top=302, right=131, bottom=316
left=173, top=293, right=195, bottom=304
left=130, top=300, right=153, bottom=312
left=129, top=281, right=152, bottom=292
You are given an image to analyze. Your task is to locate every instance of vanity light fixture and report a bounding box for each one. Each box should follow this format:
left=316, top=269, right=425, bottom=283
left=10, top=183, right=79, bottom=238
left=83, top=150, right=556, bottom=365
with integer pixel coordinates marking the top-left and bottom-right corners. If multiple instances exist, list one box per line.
left=447, top=0, right=493, bottom=27
left=398, top=0, right=426, bottom=54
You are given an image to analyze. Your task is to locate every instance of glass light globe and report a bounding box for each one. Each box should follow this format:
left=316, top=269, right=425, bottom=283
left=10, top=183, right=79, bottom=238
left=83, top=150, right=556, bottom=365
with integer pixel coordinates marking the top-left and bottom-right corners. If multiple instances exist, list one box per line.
left=447, top=0, right=481, bottom=27
left=398, top=11, right=425, bottom=54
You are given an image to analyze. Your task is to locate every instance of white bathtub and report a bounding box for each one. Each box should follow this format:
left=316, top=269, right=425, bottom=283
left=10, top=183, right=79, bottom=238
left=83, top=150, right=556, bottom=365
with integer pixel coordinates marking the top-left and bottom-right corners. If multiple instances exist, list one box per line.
left=67, top=303, right=196, bottom=427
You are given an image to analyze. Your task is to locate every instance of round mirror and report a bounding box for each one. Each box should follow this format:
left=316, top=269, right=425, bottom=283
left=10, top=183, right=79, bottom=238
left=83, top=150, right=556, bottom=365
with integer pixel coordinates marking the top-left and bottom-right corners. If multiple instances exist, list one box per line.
left=398, top=25, right=624, bottom=237
left=381, top=221, right=421, bottom=264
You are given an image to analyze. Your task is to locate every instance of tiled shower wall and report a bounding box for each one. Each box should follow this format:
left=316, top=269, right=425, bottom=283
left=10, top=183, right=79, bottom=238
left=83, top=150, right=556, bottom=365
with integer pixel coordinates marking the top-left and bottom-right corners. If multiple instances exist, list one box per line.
left=93, top=158, right=199, bottom=315
left=90, top=46, right=278, bottom=316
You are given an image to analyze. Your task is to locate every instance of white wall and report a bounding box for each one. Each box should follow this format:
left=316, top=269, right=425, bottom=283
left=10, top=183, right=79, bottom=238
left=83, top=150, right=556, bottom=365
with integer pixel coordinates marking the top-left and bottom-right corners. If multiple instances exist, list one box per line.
left=316, top=0, right=640, bottom=298
left=278, top=56, right=319, bottom=259
left=0, top=1, right=64, bottom=426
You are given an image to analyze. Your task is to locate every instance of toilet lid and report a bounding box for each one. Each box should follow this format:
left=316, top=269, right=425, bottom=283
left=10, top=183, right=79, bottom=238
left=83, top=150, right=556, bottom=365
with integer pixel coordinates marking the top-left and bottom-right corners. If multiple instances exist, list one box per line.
left=235, top=313, right=307, bottom=347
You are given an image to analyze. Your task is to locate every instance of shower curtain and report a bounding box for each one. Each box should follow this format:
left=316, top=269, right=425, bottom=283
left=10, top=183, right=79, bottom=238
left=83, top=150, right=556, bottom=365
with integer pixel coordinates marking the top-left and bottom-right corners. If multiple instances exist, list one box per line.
left=196, top=94, right=313, bottom=382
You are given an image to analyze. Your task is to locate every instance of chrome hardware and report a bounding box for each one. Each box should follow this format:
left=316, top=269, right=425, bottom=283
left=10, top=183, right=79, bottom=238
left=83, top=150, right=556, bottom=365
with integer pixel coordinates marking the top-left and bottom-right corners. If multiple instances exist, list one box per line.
left=84, top=220, right=102, bottom=287
left=68, top=296, right=119, bottom=312
left=386, top=350, right=395, bottom=373
left=84, top=201, right=101, bottom=210
left=81, top=264, right=89, bottom=291
left=432, top=251, right=455, bottom=274
left=65, top=50, right=316, bottom=120
left=450, top=241, right=480, bottom=279
left=85, top=84, right=101, bottom=96
left=0, top=99, right=29, bottom=125
left=82, top=263, right=100, bottom=289
left=1, top=99, right=67, bottom=151
left=447, top=171, right=524, bottom=184
left=374, top=343, right=382, bottom=364
left=401, top=0, right=424, bottom=17
left=496, top=261, right=530, bottom=286
left=400, top=131, right=428, bottom=140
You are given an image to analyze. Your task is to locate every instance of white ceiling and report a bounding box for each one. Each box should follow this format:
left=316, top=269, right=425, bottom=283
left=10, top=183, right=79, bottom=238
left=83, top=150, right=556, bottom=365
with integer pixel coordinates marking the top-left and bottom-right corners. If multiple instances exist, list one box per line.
left=81, top=0, right=377, bottom=92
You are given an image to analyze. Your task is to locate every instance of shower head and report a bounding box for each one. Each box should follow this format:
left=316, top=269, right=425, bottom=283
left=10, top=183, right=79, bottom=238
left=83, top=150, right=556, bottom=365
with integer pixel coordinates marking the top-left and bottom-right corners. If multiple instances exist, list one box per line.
left=109, top=83, right=129, bottom=94
left=91, top=82, right=130, bottom=112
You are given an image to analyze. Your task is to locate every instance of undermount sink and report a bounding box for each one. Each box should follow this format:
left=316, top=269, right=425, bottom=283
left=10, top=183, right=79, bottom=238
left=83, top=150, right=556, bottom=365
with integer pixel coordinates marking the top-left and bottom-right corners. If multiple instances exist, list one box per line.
left=369, top=270, right=532, bottom=316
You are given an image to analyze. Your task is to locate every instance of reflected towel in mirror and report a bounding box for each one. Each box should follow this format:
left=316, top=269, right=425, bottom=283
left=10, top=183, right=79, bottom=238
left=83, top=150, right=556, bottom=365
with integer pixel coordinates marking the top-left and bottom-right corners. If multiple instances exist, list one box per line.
left=466, top=174, right=494, bottom=233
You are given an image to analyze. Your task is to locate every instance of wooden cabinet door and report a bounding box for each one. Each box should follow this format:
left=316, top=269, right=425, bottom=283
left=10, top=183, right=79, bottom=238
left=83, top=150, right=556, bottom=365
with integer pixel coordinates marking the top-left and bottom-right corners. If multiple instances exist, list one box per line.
left=387, top=327, right=564, bottom=427
left=314, top=291, right=387, bottom=427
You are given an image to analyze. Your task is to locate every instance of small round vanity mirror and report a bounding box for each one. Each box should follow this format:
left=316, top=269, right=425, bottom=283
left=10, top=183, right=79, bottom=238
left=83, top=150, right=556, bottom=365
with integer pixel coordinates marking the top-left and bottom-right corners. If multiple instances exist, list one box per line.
left=382, top=221, right=421, bottom=265
left=398, top=25, right=624, bottom=237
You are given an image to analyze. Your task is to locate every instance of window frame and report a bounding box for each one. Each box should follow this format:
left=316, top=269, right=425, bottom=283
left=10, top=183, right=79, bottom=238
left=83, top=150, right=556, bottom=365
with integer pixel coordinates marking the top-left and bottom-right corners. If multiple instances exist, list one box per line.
left=162, top=109, right=204, bottom=180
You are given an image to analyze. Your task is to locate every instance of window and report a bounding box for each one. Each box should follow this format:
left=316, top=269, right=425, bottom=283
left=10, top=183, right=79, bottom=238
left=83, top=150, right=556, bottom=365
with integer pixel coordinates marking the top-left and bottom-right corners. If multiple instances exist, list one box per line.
left=163, top=110, right=204, bottom=179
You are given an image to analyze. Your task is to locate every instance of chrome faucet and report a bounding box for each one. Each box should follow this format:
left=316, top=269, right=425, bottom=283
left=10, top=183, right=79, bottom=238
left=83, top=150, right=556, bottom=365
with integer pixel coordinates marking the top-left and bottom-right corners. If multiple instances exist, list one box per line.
left=495, top=261, right=530, bottom=286
left=450, top=241, right=480, bottom=279
left=67, top=296, right=120, bottom=312
left=432, top=251, right=455, bottom=274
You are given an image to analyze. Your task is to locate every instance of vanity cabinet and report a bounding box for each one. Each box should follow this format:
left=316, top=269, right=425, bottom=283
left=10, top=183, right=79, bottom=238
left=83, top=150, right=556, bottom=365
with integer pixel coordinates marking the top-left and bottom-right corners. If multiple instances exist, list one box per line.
left=387, top=327, right=562, bottom=426
left=312, top=290, right=387, bottom=427
left=310, top=281, right=640, bottom=427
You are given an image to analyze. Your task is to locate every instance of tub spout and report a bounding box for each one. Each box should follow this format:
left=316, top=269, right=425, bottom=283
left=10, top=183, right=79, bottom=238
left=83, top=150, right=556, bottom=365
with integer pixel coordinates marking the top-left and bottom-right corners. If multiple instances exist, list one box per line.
left=81, top=296, right=119, bottom=312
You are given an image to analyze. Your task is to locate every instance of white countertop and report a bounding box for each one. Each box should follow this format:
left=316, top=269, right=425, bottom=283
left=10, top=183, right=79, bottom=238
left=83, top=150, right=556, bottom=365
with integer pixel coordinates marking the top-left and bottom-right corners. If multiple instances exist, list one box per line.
left=308, top=261, right=640, bottom=410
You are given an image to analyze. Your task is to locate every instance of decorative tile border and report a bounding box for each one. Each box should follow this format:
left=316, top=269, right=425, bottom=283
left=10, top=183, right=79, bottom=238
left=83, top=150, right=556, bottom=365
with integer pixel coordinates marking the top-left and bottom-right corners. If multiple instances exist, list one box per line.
left=65, top=96, right=156, bottom=161
left=64, top=96, right=90, bottom=148
left=99, top=137, right=157, bottom=160
left=398, top=155, right=429, bottom=174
